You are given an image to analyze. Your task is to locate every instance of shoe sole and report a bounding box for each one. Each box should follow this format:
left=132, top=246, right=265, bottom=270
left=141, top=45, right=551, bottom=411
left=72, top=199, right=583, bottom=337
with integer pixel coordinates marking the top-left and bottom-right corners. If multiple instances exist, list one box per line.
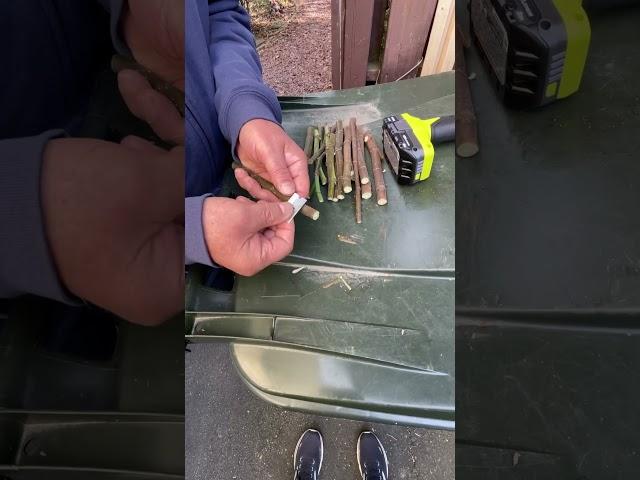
left=293, top=429, right=323, bottom=479
left=357, top=431, right=389, bottom=480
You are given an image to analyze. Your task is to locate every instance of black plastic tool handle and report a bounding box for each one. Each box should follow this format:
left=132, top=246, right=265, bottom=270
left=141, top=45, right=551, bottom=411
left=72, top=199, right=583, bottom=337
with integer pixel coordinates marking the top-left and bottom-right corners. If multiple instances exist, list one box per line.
left=431, top=115, right=455, bottom=144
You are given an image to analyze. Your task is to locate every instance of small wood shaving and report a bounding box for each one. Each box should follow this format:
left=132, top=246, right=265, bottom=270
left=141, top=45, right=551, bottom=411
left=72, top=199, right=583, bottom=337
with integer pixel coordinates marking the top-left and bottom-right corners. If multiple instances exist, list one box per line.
left=322, top=278, right=341, bottom=289
left=339, top=276, right=352, bottom=291
left=337, top=234, right=363, bottom=245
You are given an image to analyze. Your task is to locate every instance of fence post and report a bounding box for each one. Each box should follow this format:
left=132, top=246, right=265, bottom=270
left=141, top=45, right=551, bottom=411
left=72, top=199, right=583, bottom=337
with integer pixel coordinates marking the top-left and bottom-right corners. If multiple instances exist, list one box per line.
left=340, top=0, right=375, bottom=89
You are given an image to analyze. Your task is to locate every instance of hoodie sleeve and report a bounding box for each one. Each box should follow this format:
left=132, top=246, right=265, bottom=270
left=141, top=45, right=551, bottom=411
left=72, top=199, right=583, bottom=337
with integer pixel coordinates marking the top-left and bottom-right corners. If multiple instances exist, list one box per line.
left=208, top=0, right=282, bottom=154
left=95, top=0, right=131, bottom=55
left=185, top=194, right=215, bottom=266
left=0, top=131, right=79, bottom=303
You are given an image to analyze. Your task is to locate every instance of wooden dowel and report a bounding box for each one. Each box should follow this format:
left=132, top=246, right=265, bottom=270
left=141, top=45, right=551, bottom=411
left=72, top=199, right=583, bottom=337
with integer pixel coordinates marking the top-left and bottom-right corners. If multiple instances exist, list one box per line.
left=232, top=162, right=320, bottom=220
left=363, top=130, right=388, bottom=205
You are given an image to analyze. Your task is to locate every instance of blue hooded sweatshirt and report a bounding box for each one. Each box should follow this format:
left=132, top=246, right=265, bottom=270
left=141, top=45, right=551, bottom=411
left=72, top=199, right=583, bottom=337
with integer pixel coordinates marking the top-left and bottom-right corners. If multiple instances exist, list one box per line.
left=0, top=0, right=126, bottom=303
left=184, top=0, right=282, bottom=266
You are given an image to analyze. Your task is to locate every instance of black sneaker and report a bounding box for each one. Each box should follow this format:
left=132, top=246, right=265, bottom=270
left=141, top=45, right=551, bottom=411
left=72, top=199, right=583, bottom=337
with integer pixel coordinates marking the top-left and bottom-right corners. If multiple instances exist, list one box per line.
left=357, top=431, right=389, bottom=480
left=293, top=429, right=324, bottom=480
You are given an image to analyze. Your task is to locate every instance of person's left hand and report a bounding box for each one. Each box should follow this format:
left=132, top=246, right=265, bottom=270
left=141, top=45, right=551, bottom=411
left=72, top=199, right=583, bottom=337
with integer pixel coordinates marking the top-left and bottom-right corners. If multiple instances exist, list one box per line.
left=235, top=119, right=310, bottom=201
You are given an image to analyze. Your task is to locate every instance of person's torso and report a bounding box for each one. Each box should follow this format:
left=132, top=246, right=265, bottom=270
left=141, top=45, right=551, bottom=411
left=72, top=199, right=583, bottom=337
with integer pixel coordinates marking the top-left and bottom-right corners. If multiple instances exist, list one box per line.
left=185, top=0, right=231, bottom=197
left=0, top=0, right=111, bottom=139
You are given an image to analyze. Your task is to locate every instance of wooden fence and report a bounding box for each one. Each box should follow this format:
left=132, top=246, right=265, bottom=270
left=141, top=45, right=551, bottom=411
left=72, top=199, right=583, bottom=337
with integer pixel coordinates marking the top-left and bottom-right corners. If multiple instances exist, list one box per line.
left=331, top=0, right=455, bottom=89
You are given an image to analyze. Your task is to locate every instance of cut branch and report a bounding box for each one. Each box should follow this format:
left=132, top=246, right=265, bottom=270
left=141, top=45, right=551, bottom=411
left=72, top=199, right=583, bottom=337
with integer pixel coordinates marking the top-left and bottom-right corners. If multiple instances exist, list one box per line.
left=304, top=126, right=314, bottom=161
left=363, top=130, right=388, bottom=205
left=308, top=144, right=326, bottom=165
left=353, top=146, right=362, bottom=224
left=232, top=162, right=320, bottom=220
left=335, top=120, right=345, bottom=200
left=355, top=126, right=371, bottom=185
left=341, top=120, right=353, bottom=193
left=313, top=152, right=324, bottom=203
left=325, top=128, right=337, bottom=201
left=349, top=118, right=357, bottom=180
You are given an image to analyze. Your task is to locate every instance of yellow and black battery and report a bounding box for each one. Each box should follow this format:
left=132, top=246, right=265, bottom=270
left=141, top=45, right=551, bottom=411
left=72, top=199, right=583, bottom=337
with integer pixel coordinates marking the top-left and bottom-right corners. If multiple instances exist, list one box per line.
left=382, top=114, right=455, bottom=185
left=470, top=0, right=591, bottom=108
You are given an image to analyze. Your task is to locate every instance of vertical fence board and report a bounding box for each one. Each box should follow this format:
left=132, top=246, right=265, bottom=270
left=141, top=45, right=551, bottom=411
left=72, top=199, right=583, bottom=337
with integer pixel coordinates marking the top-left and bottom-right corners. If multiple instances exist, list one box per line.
left=331, top=0, right=345, bottom=89
left=421, top=0, right=455, bottom=76
left=368, top=0, right=387, bottom=63
left=379, top=0, right=438, bottom=83
left=342, top=0, right=375, bottom=88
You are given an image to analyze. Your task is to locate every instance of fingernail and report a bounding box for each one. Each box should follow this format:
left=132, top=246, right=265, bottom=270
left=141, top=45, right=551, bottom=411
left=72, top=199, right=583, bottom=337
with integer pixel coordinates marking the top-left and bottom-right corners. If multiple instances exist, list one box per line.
left=280, top=182, right=295, bottom=195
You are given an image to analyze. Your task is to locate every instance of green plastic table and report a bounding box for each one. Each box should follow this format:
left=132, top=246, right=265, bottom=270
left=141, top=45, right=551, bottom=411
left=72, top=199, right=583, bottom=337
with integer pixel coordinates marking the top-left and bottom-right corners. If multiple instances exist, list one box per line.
left=186, top=73, right=455, bottom=429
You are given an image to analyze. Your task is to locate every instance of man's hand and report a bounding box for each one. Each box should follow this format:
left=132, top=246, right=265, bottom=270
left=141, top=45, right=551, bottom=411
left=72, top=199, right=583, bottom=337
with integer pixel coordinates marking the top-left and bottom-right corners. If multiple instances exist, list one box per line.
left=202, top=196, right=294, bottom=276
left=236, top=119, right=310, bottom=201
left=42, top=137, right=184, bottom=326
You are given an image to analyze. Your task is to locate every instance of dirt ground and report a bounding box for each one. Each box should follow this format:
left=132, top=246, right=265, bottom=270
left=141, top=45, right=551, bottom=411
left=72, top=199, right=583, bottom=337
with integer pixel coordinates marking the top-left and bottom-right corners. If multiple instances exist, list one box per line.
left=254, top=0, right=332, bottom=95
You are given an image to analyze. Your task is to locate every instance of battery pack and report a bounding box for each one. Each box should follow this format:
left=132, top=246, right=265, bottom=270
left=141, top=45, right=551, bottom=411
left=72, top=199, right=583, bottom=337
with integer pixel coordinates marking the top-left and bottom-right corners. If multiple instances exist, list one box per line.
left=470, top=0, right=591, bottom=108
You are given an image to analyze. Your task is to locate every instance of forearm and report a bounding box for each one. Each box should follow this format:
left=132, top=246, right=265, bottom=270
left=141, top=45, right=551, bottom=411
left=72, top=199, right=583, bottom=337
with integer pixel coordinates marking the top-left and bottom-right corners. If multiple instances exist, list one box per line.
left=208, top=0, right=282, bottom=152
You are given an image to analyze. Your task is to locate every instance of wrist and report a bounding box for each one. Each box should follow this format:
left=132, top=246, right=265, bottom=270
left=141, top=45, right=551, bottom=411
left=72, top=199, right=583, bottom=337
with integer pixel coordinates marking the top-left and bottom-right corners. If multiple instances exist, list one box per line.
left=185, top=194, right=215, bottom=267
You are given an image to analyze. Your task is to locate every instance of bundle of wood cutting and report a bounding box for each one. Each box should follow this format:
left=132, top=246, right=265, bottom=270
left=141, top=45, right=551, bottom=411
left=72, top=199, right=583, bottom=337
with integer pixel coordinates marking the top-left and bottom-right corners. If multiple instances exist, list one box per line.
left=304, top=118, right=387, bottom=224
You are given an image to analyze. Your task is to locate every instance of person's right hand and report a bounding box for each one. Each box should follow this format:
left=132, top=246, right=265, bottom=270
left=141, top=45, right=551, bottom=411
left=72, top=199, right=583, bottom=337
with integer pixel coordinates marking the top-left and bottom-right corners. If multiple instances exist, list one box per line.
left=202, top=196, right=294, bottom=276
left=42, top=137, right=183, bottom=326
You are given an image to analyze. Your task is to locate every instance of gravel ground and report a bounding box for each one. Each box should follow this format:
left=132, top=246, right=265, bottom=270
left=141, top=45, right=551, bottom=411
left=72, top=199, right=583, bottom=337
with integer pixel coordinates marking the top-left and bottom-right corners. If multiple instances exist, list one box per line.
left=185, top=343, right=454, bottom=480
left=257, top=0, right=332, bottom=95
